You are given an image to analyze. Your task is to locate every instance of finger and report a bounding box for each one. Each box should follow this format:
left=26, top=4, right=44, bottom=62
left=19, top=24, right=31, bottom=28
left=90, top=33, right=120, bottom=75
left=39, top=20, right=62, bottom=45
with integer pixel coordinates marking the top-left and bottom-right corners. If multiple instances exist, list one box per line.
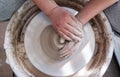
left=69, top=15, right=83, bottom=32
left=62, top=54, right=70, bottom=59
left=62, top=41, right=81, bottom=56
left=52, top=24, right=59, bottom=33
left=60, top=42, right=77, bottom=57
left=70, top=15, right=78, bottom=23
left=75, top=21, right=83, bottom=32
left=58, top=31, right=72, bottom=41
left=75, top=22, right=84, bottom=38
left=68, top=21, right=84, bottom=39
left=64, top=23, right=82, bottom=37
left=68, top=20, right=82, bottom=33
left=59, top=42, right=74, bottom=54
left=60, top=28, right=81, bottom=41
left=53, top=24, right=72, bottom=41
left=60, top=42, right=81, bottom=57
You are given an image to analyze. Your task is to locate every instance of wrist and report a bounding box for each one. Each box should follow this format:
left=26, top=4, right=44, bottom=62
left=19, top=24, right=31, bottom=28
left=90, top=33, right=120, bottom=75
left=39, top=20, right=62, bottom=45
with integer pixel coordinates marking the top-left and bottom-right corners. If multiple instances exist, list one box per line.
left=76, top=14, right=84, bottom=25
left=33, top=0, right=59, bottom=16
left=44, top=0, right=59, bottom=16
left=46, top=5, right=59, bottom=16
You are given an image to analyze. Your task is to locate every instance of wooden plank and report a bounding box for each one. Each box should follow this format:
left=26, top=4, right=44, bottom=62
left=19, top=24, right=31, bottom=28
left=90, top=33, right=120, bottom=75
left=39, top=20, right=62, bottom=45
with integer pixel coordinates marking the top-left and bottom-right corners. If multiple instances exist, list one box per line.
left=0, top=21, right=13, bottom=77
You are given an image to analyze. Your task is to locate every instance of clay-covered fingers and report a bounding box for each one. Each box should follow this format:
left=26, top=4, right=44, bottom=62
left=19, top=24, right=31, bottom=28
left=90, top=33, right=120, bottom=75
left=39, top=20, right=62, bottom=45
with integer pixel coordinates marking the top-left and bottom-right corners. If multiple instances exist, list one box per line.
left=55, top=20, right=83, bottom=41
left=67, top=21, right=83, bottom=40
left=55, top=25, right=80, bottom=41
left=65, top=23, right=82, bottom=37
left=59, top=29, right=81, bottom=42
left=59, top=42, right=74, bottom=57
left=62, top=15, right=83, bottom=41
left=49, top=6, right=83, bottom=41
left=59, top=41, right=81, bottom=58
left=70, top=14, right=83, bottom=32
left=58, top=31, right=72, bottom=41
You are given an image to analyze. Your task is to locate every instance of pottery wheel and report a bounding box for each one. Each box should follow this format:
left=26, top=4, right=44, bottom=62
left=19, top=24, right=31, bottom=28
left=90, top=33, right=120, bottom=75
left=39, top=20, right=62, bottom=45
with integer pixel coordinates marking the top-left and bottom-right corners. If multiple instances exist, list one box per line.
left=4, top=0, right=114, bottom=77
left=24, top=8, right=95, bottom=76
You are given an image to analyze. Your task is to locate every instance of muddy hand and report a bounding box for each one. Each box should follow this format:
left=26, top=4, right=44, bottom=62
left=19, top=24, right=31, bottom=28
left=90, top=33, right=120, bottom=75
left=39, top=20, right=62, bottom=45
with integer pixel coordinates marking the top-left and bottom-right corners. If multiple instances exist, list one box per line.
left=59, top=29, right=83, bottom=58
left=48, top=6, right=83, bottom=41
left=59, top=40, right=82, bottom=58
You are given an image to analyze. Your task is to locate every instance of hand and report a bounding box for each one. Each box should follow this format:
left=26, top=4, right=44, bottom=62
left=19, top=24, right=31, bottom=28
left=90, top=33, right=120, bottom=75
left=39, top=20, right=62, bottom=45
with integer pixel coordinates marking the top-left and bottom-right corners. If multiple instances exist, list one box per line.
left=59, top=40, right=83, bottom=58
left=48, top=6, right=83, bottom=41
left=58, top=31, right=84, bottom=58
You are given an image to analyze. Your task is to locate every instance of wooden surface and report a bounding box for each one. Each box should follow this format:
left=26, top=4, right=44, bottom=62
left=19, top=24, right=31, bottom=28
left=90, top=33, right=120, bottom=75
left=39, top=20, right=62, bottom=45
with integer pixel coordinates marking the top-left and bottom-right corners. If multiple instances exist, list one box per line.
left=0, top=21, right=13, bottom=77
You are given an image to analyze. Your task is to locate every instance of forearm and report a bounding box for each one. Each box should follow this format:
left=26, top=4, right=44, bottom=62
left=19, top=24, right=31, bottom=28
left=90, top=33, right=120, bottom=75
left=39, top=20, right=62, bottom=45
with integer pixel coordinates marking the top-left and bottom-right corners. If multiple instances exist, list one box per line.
left=33, top=0, right=58, bottom=15
left=80, top=0, right=118, bottom=25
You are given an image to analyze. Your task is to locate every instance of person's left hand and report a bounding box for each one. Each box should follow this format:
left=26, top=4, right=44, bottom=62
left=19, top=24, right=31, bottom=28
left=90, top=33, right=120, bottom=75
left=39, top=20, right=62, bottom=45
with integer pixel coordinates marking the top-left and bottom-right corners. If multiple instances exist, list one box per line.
left=48, top=6, right=83, bottom=41
left=47, top=6, right=84, bottom=58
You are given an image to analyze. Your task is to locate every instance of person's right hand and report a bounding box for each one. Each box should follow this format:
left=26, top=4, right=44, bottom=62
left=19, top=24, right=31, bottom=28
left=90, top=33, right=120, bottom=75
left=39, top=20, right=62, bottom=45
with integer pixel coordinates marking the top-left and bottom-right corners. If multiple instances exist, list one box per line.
left=59, top=40, right=83, bottom=58
left=48, top=6, right=83, bottom=41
